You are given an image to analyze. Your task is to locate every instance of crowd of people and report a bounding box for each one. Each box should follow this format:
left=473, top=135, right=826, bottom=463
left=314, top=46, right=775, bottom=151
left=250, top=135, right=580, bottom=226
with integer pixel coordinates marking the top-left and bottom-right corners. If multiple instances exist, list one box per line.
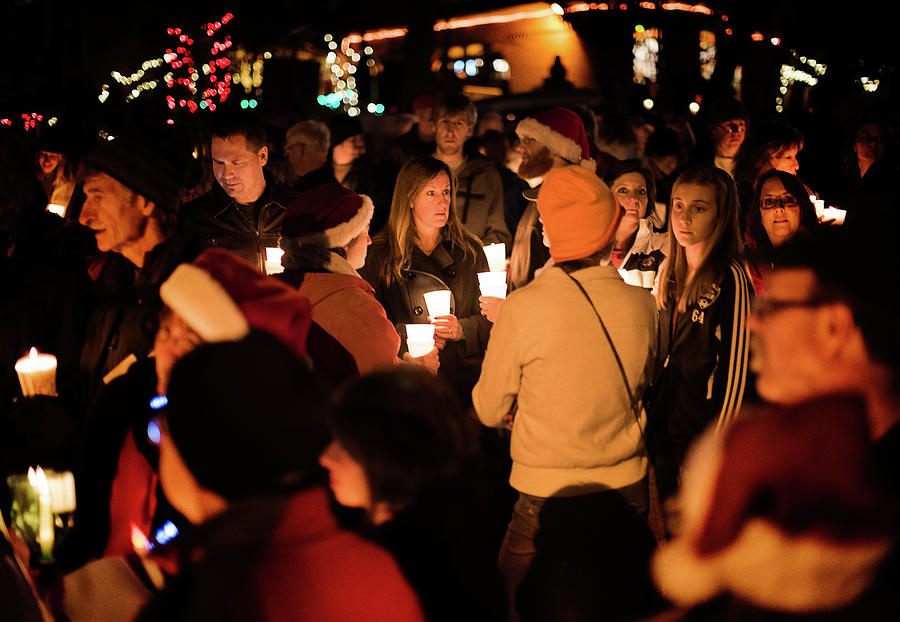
left=1, top=86, right=899, bottom=622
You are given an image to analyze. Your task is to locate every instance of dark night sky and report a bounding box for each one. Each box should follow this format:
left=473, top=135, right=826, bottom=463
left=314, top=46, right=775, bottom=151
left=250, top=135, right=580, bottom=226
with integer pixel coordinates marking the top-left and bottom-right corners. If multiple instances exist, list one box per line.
left=1, top=0, right=893, bottom=114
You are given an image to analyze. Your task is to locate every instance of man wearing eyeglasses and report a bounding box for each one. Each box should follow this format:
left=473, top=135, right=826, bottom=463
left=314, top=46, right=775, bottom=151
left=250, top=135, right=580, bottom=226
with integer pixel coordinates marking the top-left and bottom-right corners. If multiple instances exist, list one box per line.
left=749, top=226, right=899, bottom=492
left=282, top=120, right=336, bottom=193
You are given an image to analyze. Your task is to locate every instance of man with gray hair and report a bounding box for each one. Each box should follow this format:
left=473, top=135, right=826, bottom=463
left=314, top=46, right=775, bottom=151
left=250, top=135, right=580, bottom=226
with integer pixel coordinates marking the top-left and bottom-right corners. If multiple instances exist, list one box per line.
left=283, top=120, right=336, bottom=193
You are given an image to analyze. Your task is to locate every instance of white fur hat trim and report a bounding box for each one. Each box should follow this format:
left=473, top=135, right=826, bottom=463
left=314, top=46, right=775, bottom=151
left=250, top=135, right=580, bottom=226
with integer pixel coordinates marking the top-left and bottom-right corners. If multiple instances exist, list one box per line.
left=159, top=264, right=250, bottom=343
left=296, top=194, right=374, bottom=250
left=516, top=117, right=596, bottom=171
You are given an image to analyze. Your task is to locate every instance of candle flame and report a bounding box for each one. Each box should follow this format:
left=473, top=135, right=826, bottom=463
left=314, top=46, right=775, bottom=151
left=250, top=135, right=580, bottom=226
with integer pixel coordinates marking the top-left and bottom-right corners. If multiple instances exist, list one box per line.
left=131, top=523, right=150, bottom=551
left=28, top=347, right=38, bottom=360
left=34, top=466, right=50, bottom=497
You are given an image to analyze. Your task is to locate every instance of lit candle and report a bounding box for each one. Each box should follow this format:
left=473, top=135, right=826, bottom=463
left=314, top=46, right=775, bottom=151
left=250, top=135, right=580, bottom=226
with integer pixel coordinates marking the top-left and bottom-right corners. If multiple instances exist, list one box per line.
left=28, top=467, right=54, bottom=559
left=405, top=324, right=435, bottom=358
left=813, top=199, right=825, bottom=220
left=46, top=203, right=67, bottom=218
left=423, top=290, right=451, bottom=321
left=264, top=247, right=285, bottom=275
left=821, top=205, right=846, bottom=225
left=14, top=347, right=57, bottom=397
left=483, top=243, right=507, bottom=272
left=477, top=271, right=508, bottom=299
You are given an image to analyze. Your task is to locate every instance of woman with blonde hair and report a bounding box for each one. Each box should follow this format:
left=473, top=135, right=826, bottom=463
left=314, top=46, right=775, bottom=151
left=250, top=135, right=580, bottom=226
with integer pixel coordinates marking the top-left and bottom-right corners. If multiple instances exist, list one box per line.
left=361, top=156, right=491, bottom=405
left=648, top=165, right=753, bottom=499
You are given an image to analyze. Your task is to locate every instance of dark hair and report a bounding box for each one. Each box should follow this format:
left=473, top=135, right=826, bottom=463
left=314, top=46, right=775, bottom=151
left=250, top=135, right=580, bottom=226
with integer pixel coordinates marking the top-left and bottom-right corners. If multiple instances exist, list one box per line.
left=734, top=122, right=804, bottom=190
left=603, top=158, right=657, bottom=219
left=210, top=111, right=268, bottom=152
left=840, top=116, right=896, bottom=177
left=477, top=129, right=510, bottom=169
left=327, top=367, right=470, bottom=514
left=166, top=331, right=327, bottom=500
left=432, top=92, right=477, bottom=127
left=746, top=169, right=818, bottom=250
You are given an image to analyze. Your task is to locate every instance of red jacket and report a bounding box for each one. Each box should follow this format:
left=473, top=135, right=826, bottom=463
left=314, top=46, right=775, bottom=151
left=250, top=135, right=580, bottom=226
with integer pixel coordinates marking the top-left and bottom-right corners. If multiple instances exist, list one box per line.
left=138, top=486, right=424, bottom=622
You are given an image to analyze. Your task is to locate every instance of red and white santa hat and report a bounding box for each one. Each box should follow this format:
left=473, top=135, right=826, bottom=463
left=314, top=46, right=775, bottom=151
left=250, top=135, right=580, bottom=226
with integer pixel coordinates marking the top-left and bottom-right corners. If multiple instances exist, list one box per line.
left=652, top=393, right=895, bottom=614
left=159, top=249, right=312, bottom=358
left=516, top=107, right=596, bottom=171
left=281, top=182, right=374, bottom=249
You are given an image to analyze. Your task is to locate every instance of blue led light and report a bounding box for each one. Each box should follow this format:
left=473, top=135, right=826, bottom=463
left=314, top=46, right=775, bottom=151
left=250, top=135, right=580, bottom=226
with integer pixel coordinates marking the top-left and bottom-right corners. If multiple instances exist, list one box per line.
left=147, top=420, right=161, bottom=445
left=155, top=520, right=180, bottom=545
left=150, top=395, right=168, bottom=410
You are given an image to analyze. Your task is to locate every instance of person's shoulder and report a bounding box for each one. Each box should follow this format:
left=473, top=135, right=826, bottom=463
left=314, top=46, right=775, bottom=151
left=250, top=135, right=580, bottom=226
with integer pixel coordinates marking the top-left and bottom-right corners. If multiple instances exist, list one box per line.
left=264, top=175, right=296, bottom=207
left=724, top=259, right=752, bottom=291
left=180, top=187, right=220, bottom=216
left=460, top=152, right=498, bottom=175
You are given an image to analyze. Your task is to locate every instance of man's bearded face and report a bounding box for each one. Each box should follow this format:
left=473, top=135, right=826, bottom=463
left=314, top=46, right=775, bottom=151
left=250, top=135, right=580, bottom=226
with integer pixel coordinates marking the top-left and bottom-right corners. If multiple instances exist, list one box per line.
left=518, top=140, right=555, bottom=180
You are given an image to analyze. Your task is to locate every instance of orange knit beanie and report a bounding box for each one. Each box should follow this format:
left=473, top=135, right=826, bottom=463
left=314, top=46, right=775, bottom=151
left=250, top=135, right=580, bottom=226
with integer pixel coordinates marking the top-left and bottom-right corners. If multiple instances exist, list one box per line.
left=536, top=165, right=622, bottom=262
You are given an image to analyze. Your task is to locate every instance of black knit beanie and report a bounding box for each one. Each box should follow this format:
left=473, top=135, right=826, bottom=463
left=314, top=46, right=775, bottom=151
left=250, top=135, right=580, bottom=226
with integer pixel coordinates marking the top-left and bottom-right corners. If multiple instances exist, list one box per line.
left=329, top=115, right=364, bottom=150
left=82, top=135, right=181, bottom=213
left=165, top=330, right=328, bottom=500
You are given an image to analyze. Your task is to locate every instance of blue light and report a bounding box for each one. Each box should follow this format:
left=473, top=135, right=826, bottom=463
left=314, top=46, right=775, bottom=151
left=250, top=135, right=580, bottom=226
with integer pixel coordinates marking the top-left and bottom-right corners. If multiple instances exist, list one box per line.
left=453, top=60, right=465, bottom=74
left=465, top=59, right=477, bottom=77
left=154, top=520, right=180, bottom=545
left=150, top=395, right=168, bottom=410
left=147, top=420, right=161, bottom=445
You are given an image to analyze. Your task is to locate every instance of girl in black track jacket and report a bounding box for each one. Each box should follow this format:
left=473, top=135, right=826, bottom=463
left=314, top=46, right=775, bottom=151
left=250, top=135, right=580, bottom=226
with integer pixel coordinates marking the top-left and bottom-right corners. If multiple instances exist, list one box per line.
left=648, top=165, right=752, bottom=499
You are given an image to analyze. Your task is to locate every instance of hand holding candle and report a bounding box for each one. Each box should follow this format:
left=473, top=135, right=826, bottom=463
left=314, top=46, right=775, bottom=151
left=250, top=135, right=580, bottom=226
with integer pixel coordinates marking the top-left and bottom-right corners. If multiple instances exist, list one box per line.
left=432, top=314, right=463, bottom=341
left=479, top=295, right=504, bottom=323
left=406, top=324, right=436, bottom=358
left=478, top=271, right=508, bottom=299
left=423, top=290, right=451, bottom=322
left=821, top=205, right=846, bottom=225
left=15, top=347, right=58, bottom=397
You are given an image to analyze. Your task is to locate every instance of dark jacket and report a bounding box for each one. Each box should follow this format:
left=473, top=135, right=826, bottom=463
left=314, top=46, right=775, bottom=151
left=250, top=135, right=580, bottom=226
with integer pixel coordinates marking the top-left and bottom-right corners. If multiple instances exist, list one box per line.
left=648, top=260, right=752, bottom=497
left=292, top=163, right=337, bottom=195
left=360, top=235, right=491, bottom=405
left=180, top=171, right=294, bottom=273
left=79, top=227, right=201, bottom=408
left=455, top=154, right=511, bottom=245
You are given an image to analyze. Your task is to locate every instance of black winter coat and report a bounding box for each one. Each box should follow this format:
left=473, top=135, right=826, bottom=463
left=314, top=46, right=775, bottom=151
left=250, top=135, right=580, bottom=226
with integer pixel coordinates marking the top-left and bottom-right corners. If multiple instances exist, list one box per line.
left=360, top=235, right=491, bottom=405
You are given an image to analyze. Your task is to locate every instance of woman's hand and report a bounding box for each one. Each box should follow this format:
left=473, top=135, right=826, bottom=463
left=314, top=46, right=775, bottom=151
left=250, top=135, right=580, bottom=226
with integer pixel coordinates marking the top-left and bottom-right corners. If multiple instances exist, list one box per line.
left=479, top=296, right=504, bottom=323
left=432, top=314, right=463, bottom=341
left=402, top=347, right=440, bottom=374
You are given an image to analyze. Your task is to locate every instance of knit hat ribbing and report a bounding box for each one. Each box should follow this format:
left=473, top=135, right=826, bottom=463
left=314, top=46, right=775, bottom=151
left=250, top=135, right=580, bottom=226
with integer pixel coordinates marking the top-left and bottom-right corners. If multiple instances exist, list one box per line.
left=82, top=136, right=181, bottom=213
left=536, top=165, right=622, bottom=262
